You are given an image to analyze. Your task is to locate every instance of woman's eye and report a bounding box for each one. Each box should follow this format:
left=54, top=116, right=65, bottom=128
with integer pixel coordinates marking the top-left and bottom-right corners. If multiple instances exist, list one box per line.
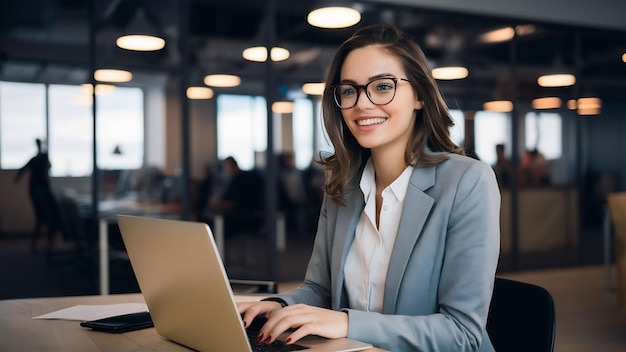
left=375, top=83, right=393, bottom=92
left=341, top=86, right=356, bottom=96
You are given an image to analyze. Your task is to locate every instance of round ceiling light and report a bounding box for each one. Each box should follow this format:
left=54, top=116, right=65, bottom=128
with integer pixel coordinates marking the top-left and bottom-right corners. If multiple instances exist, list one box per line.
left=242, top=46, right=290, bottom=62
left=567, top=99, right=577, bottom=110
left=116, top=35, right=165, bottom=51
left=272, top=101, right=294, bottom=114
left=302, top=82, right=325, bottom=96
left=307, top=7, right=361, bottom=29
left=432, top=66, right=469, bottom=80
left=186, top=87, right=214, bottom=100
left=577, top=97, right=602, bottom=109
left=80, top=83, right=116, bottom=96
left=483, top=100, right=514, bottom=112
left=203, top=74, right=241, bottom=87
left=94, top=69, right=132, bottom=83
left=537, top=73, right=576, bottom=87
left=479, top=27, right=515, bottom=43
left=532, top=97, right=562, bottom=110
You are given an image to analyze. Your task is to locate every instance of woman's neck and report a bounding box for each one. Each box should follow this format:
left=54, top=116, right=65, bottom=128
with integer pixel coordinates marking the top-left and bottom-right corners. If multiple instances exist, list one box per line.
left=371, top=148, right=408, bottom=190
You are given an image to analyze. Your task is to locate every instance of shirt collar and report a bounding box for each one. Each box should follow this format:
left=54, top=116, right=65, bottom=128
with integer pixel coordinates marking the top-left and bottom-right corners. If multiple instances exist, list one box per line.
left=359, top=157, right=414, bottom=203
left=389, top=164, right=413, bottom=203
left=359, top=158, right=376, bottom=202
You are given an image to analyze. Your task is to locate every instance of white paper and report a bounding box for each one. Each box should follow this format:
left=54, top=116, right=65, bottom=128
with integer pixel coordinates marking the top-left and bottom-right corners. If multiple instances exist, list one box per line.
left=32, top=303, right=148, bottom=321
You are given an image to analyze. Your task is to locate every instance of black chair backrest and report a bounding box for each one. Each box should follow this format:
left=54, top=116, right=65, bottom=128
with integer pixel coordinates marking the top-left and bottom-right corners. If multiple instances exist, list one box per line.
left=487, top=277, right=556, bottom=352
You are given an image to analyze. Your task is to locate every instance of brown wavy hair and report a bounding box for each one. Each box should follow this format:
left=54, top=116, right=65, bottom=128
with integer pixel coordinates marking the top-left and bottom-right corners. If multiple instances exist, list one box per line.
left=320, top=24, right=464, bottom=206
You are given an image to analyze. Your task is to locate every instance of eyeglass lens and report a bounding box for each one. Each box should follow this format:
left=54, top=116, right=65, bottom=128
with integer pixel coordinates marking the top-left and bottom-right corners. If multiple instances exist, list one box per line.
left=333, top=78, right=397, bottom=109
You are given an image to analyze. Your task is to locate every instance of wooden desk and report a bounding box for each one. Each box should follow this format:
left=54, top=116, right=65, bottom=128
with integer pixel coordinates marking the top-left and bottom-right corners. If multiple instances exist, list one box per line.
left=0, top=294, right=174, bottom=352
left=0, top=294, right=384, bottom=351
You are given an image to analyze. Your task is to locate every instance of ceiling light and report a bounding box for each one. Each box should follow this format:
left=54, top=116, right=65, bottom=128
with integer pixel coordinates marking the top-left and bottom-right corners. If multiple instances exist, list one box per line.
left=80, top=83, right=116, bottom=95
left=532, top=97, right=562, bottom=110
left=537, top=73, right=576, bottom=87
left=483, top=100, right=514, bottom=112
left=94, top=69, right=132, bottom=83
left=302, top=82, right=325, bottom=95
left=577, top=97, right=602, bottom=109
left=622, top=52, right=626, bottom=63
left=115, top=8, right=165, bottom=51
left=432, top=66, right=469, bottom=80
left=186, top=87, right=214, bottom=99
left=307, top=6, right=361, bottom=29
left=515, top=24, right=536, bottom=36
left=203, top=74, right=241, bottom=87
left=117, top=35, right=165, bottom=51
left=568, top=97, right=602, bottom=115
left=578, top=107, right=601, bottom=115
left=479, top=27, right=515, bottom=43
left=272, top=101, right=294, bottom=114
left=567, top=99, right=577, bottom=110
left=242, top=46, right=290, bottom=62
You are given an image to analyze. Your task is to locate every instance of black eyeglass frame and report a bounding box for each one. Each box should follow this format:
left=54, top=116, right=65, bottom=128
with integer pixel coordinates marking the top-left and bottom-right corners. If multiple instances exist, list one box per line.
left=331, top=77, right=411, bottom=109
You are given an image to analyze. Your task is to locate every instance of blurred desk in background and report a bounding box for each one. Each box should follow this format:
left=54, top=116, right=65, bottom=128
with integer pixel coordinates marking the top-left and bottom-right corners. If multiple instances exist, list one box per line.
left=607, top=192, right=626, bottom=312
left=91, top=198, right=181, bottom=295
left=500, top=187, right=578, bottom=254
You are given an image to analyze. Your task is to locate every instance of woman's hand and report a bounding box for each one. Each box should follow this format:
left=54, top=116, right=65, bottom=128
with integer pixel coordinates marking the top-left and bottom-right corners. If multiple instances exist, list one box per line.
left=237, top=300, right=283, bottom=326
left=245, top=303, right=349, bottom=345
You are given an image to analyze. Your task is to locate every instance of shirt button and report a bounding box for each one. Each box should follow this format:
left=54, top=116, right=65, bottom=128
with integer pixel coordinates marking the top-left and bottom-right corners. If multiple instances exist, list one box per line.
left=383, top=205, right=388, bottom=211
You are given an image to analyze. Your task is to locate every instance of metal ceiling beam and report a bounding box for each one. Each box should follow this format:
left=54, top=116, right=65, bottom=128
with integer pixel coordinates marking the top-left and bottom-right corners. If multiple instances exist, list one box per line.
left=378, top=0, right=626, bottom=31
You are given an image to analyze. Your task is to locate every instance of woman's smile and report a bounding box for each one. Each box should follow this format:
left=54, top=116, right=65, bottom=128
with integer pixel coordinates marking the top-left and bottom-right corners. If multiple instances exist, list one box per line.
left=356, top=117, right=388, bottom=127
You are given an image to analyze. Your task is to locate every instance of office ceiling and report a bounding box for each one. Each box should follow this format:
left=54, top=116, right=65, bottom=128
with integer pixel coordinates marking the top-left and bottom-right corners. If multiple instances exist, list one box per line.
left=2, top=0, right=626, bottom=109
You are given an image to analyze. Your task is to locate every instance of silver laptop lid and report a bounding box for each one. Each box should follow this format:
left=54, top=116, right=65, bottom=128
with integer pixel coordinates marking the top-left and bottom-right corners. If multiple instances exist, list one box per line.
left=117, top=214, right=250, bottom=351
left=116, top=215, right=373, bottom=352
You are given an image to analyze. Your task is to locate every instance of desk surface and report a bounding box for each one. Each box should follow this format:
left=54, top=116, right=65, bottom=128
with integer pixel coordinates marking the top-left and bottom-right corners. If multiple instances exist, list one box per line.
left=0, top=294, right=384, bottom=352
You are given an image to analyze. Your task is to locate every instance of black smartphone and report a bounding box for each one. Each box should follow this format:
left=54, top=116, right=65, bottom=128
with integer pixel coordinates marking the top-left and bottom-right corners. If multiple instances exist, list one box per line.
left=80, top=311, right=153, bottom=333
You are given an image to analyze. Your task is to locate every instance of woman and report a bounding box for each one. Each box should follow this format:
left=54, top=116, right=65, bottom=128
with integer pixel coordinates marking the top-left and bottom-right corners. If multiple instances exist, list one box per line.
left=239, top=24, right=500, bottom=351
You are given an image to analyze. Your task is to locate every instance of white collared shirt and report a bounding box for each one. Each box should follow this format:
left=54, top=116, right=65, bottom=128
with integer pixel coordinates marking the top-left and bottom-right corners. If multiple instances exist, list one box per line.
left=343, top=158, right=414, bottom=312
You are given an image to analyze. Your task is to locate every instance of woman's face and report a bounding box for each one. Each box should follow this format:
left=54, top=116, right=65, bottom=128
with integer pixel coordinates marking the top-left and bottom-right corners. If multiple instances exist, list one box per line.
left=339, top=45, right=422, bottom=156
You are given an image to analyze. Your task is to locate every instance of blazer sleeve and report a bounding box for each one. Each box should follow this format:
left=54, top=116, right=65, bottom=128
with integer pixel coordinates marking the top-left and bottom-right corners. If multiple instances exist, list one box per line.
left=344, top=160, right=500, bottom=352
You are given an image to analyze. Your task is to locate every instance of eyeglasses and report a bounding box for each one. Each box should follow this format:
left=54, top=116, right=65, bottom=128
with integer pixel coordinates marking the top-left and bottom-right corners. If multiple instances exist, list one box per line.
left=332, top=77, right=411, bottom=109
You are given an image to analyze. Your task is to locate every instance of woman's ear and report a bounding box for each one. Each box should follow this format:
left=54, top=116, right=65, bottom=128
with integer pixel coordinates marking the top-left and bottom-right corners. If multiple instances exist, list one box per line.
left=414, top=100, right=423, bottom=110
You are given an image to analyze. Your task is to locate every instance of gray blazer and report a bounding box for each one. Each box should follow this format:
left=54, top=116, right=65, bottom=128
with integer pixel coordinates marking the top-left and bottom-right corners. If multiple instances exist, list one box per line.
left=276, top=152, right=500, bottom=351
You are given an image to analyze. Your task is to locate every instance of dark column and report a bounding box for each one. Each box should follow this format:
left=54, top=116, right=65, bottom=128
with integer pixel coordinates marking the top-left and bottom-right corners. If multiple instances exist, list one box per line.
left=264, top=0, right=278, bottom=280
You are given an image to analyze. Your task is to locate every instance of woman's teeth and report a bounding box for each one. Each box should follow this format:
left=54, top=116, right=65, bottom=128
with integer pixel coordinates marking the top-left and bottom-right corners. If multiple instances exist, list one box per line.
left=357, top=117, right=387, bottom=126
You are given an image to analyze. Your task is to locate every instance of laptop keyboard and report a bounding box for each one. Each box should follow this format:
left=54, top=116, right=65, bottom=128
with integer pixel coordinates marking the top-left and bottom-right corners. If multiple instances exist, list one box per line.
left=246, top=317, right=308, bottom=351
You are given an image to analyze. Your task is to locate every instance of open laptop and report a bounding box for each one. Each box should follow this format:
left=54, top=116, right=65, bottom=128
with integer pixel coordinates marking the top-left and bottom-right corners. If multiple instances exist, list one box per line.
left=116, top=214, right=372, bottom=352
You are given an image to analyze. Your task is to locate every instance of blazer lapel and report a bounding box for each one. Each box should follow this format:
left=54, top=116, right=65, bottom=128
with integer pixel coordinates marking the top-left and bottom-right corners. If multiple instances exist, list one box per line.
left=331, top=181, right=365, bottom=310
left=383, top=165, right=436, bottom=313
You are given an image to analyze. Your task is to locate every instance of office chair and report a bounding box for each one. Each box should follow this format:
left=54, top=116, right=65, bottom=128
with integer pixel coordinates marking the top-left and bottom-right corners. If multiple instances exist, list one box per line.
left=486, top=277, right=556, bottom=352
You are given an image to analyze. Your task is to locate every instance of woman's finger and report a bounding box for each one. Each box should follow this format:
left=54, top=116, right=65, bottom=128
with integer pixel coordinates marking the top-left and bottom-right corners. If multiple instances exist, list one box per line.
left=238, top=301, right=282, bottom=329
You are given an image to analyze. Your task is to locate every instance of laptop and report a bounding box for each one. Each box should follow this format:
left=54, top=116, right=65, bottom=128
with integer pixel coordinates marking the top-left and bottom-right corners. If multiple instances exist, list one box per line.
left=116, top=214, right=372, bottom=352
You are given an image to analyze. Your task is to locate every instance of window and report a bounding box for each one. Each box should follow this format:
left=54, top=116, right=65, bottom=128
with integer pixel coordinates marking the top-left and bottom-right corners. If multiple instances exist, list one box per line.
left=96, top=87, right=144, bottom=170
left=216, top=94, right=267, bottom=170
left=0, top=82, right=46, bottom=169
left=48, top=85, right=92, bottom=176
left=292, top=98, right=314, bottom=169
left=314, top=100, right=333, bottom=158
left=48, top=85, right=144, bottom=176
left=524, top=112, right=562, bottom=159
left=449, top=109, right=465, bottom=147
left=1, top=81, right=144, bottom=176
left=474, top=111, right=510, bottom=165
